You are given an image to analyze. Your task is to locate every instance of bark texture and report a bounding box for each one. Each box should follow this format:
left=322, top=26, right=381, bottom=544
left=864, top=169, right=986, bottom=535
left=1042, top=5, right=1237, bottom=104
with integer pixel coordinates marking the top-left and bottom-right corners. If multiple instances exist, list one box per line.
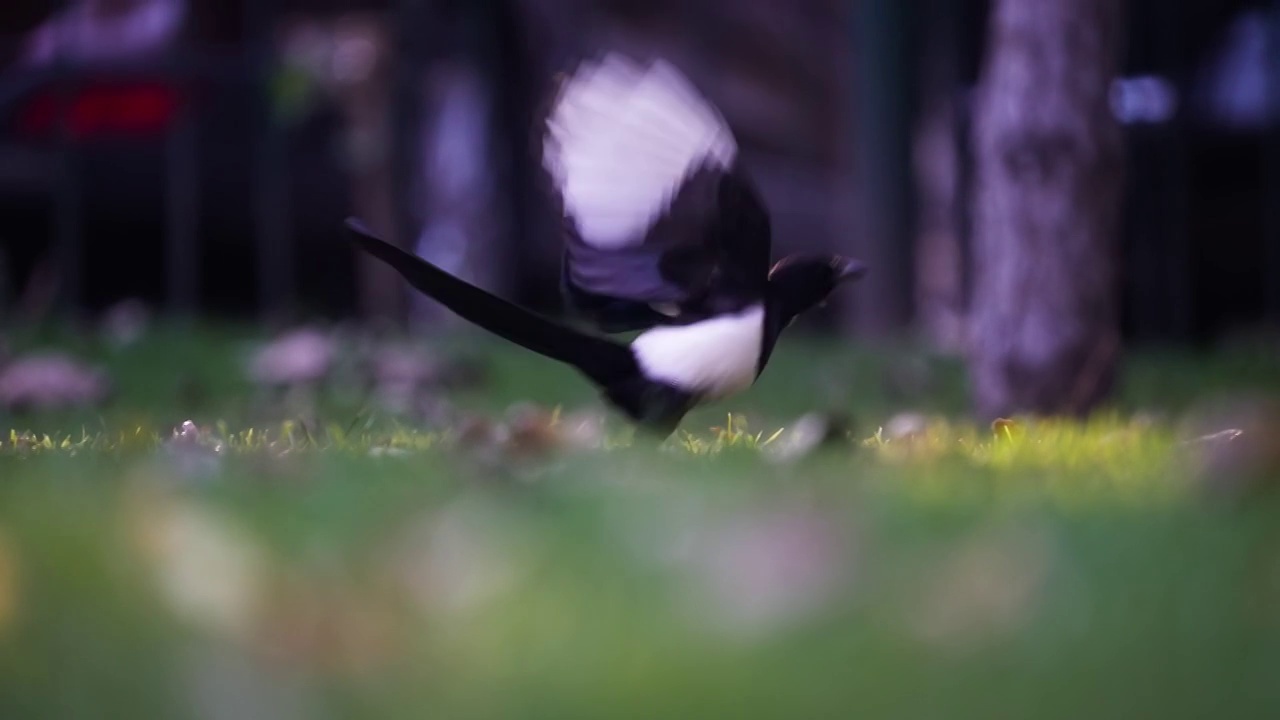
left=969, top=0, right=1126, bottom=419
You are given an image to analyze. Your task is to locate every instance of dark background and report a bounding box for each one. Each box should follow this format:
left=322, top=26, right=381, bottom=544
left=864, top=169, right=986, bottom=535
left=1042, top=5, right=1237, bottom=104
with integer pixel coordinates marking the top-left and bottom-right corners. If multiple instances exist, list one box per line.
left=0, top=0, right=1275, bottom=347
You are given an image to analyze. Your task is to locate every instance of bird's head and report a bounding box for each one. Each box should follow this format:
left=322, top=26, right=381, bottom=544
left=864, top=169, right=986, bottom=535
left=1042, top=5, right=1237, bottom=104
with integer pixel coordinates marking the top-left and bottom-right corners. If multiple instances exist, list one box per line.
left=766, top=255, right=868, bottom=324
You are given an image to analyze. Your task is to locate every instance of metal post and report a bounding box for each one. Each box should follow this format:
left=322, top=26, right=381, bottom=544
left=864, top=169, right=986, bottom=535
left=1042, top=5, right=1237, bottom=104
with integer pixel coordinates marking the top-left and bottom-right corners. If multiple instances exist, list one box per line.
left=483, top=0, right=544, bottom=303
left=1125, top=0, right=1190, bottom=341
left=246, top=0, right=293, bottom=320
left=853, top=0, right=916, bottom=336
left=51, top=0, right=83, bottom=314
left=1163, top=0, right=1192, bottom=340
left=165, top=62, right=200, bottom=315
left=391, top=0, right=425, bottom=255
left=52, top=99, right=83, bottom=314
left=1267, top=0, right=1280, bottom=325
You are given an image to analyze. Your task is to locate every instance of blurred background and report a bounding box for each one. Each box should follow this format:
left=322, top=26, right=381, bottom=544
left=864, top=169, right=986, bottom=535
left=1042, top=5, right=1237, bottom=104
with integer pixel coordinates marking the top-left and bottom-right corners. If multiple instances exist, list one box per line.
left=4, top=4, right=1280, bottom=718
left=0, top=0, right=1276, bottom=333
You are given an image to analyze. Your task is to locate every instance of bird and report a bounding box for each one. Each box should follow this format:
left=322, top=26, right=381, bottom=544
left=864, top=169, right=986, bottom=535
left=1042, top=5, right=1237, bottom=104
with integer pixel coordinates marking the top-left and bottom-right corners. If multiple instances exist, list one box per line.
left=346, top=52, right=867, bottom=435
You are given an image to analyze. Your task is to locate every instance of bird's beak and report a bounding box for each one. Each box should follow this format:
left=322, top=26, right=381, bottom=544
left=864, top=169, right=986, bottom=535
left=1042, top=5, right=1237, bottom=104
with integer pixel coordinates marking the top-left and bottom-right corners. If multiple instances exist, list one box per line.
left=834, top=257, right=868, bottom=282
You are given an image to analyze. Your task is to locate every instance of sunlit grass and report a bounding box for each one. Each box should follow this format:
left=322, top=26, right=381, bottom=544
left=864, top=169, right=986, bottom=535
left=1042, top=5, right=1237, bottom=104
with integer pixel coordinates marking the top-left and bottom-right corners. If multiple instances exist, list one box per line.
left=0, top=411, right=1195, bottom=512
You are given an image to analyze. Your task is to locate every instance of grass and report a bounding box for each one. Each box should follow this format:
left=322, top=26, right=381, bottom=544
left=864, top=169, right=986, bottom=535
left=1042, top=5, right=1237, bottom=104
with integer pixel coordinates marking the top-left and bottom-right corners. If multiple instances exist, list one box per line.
left=0, top=322, right=1279, bottom=719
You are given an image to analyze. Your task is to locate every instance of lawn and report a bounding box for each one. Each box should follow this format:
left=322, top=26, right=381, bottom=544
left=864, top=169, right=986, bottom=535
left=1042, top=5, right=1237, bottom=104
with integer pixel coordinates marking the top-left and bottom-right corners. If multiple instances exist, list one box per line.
left=0, top=322, right=1278, bottom=719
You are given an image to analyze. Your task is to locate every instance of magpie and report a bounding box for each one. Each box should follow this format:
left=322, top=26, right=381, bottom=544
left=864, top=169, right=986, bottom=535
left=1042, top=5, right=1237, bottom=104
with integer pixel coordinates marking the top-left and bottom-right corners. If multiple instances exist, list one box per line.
left=346, top=52, right=867, bottom=435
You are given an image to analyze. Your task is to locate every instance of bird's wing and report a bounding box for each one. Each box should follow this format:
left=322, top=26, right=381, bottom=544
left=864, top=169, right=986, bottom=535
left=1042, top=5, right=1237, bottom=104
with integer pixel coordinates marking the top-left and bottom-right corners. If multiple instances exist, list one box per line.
left=345, top=218, right=640, bottom=389
left=542, top=54, right=772, bottom=331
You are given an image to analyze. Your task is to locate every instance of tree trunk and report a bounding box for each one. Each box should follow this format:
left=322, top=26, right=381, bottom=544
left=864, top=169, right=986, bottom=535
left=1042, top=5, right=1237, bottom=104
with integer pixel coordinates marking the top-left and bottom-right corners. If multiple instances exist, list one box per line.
left=968, top=0, right=1126, bottom=420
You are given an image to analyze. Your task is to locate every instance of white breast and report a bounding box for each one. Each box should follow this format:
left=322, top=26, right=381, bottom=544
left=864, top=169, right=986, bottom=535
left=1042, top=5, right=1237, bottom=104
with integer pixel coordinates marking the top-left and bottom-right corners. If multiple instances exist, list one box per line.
left=630, top=304, right=765, bottom=399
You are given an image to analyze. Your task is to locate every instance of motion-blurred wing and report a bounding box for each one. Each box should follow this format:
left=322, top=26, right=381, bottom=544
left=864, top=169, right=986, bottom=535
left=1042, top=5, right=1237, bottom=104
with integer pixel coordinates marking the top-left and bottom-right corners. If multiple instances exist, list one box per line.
left=542, top=53, right=772, bottom=332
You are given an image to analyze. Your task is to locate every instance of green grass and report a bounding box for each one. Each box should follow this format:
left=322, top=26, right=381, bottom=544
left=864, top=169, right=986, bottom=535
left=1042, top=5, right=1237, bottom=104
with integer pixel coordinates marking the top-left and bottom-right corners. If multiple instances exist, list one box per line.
left=0, top=323, right=1279, bottom=719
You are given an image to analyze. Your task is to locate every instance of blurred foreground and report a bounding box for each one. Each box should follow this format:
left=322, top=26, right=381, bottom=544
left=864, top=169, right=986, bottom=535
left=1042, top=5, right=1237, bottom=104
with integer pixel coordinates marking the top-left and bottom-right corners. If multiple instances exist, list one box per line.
left=0, top=323, right=1279, bottom=718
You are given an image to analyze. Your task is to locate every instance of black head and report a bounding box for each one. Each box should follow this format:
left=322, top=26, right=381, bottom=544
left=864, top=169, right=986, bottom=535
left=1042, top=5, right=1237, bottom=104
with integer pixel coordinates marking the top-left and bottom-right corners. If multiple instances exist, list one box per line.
left=765, top=255, right=868, bottom=325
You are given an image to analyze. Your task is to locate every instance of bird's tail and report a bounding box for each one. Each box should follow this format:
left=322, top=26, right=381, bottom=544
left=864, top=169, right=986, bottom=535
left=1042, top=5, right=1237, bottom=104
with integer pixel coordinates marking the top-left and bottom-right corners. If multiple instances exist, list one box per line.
left=345, top=218, right=640, bottom=389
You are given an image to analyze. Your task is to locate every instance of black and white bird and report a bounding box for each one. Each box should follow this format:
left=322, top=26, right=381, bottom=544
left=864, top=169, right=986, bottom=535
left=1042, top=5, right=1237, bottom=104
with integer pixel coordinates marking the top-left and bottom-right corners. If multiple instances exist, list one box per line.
left=347, top=53, right=866, bottom=435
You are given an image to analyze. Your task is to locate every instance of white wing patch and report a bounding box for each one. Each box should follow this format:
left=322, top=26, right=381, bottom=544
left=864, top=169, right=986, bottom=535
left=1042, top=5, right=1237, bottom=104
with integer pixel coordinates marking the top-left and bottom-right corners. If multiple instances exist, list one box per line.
left=544, top=53, right=738, bottom=250
left=630, top=304, right=764, bottom=399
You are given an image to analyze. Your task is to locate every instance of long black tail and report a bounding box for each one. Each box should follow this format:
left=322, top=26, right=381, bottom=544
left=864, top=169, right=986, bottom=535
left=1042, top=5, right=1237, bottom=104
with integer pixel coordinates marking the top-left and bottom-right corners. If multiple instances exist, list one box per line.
left=345, top=218, right=640, bottom=389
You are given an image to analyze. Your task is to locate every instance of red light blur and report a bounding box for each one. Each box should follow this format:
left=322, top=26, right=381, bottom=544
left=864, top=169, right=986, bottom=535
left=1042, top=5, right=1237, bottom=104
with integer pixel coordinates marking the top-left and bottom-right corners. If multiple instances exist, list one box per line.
left=16, top=81, right=182, bottom=140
